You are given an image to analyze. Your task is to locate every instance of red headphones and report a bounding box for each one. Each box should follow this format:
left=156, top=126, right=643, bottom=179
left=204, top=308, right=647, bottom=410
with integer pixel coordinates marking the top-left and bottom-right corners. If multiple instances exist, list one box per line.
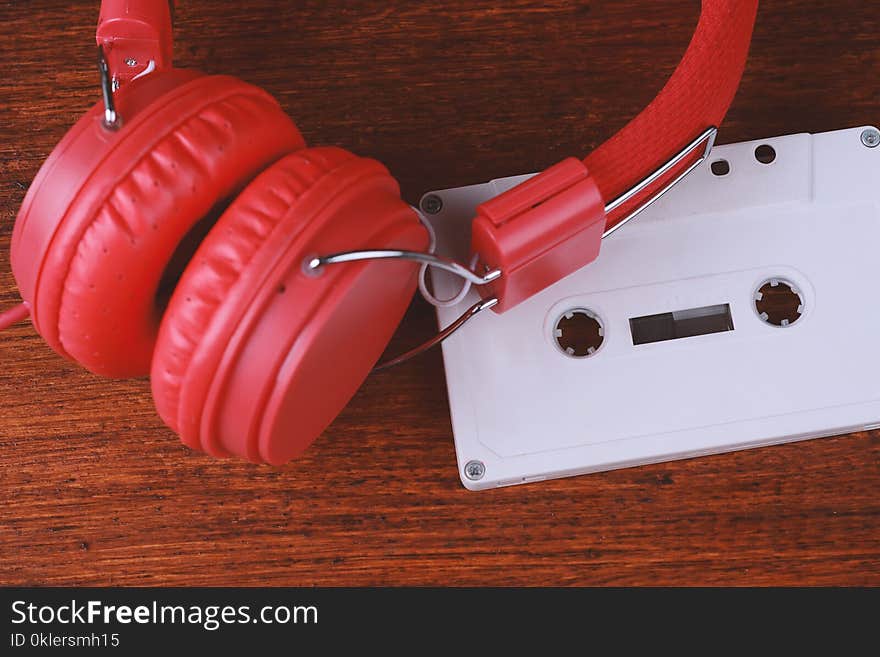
left=2, top=0, right=758, bottom=465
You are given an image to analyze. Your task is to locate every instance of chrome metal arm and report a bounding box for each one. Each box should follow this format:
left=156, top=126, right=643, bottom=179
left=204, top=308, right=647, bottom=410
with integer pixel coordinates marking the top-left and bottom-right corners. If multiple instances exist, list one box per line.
left=314, top=126, right=719, bottom=371
left=97, top=45, right=121, bottom=130
left=307, top=251, right=501, bottom=371
left=307, top=251, right=500, bottom=286
left=374, top=297, right=498, bottom=371
left=603, top=126, right=717, bottom=238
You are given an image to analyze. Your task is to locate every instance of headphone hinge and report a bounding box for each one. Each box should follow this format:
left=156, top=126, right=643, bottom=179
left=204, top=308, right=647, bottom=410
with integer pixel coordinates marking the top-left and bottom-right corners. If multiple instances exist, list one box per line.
left=470, top=157, right=606, bottom=314
left=96, top=0, right=174, bottom=89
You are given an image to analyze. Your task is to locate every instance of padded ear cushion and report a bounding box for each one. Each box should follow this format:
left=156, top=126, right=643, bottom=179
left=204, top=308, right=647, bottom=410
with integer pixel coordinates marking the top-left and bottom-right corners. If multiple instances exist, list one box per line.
left=152, top=147, right=356, bottom=433
left=151, top=146, right=429, bottom=464
left=11, top=70, right=305, bottom=377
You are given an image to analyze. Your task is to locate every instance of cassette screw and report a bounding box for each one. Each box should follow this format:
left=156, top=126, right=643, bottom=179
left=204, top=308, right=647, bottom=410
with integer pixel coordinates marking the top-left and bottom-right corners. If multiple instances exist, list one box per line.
left=464, top=460, right=485, bottom=481
left=125, top=57, right=138, bottom=67
left=421, top=194, right=443, bottom=215
left=861, top=128, right=880, bottom=148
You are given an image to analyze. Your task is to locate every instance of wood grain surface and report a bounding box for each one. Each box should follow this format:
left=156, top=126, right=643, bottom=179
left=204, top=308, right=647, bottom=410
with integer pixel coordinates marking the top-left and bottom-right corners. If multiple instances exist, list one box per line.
left=1, top=0, right=878, bottom=587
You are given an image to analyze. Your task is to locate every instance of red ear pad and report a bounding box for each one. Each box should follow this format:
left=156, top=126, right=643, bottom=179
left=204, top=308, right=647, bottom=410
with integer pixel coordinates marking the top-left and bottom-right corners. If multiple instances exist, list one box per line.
left=11, top=71, right=305, bottom=377
left=151, top=146, right=428, bottom=464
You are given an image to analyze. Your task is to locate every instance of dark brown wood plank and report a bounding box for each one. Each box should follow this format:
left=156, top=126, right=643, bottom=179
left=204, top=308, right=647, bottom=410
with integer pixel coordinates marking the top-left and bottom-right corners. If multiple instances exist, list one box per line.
left=0, top=0, right=877, bottom=586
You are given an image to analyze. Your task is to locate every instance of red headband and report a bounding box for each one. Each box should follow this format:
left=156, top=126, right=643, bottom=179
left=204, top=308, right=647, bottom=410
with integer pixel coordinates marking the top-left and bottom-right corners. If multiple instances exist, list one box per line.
left=94, top=0, right=758, bottom=314
left=472, top=0, right=758, bottom=311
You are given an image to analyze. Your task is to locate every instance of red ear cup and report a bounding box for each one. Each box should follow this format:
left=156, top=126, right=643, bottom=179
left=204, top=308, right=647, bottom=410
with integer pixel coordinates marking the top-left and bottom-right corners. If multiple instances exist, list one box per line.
left=151, top=147, right=428, bottom=464
left=13, top=63, right=425, bottom=463
left=11, top=71, right=305, bottom=377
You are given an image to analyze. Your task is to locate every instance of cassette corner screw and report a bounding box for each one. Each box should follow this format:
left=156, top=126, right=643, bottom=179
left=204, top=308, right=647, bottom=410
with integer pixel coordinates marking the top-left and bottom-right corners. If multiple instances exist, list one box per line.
left=421, top=194, right=443, bottom=215
left=464, top=460, right=485, bottom=481
left=860, top=128, right=880, bottom=148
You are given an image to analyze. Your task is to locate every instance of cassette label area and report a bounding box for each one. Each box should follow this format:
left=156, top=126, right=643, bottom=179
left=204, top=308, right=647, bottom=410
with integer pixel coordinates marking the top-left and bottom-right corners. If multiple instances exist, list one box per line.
left=425, top=128, right=880, bottom=490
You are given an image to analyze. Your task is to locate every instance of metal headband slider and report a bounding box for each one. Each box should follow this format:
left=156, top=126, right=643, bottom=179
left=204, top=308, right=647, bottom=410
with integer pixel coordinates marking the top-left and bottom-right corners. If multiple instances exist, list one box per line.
left=468, top=126, right=719, bottom=313
left=306, top=127, right=720, bottom=370
left=307, top=250, right=500, bottom=286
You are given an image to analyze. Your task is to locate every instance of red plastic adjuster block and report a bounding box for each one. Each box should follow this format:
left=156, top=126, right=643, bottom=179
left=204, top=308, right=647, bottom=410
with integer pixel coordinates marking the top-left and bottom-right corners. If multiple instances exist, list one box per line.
left=96, top=0, right=174, bottom=87
left=470, top=157, right=606, bottom=313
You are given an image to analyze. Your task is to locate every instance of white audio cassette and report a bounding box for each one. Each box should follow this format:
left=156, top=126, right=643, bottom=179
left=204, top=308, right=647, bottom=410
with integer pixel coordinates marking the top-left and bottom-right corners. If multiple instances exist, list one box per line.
left=422, top=126, right=880, bottom=490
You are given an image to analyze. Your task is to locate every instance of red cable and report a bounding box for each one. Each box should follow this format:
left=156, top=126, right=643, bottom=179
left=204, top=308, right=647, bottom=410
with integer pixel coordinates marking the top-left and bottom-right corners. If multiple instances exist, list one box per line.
left=0, top=302, right=30, bottom=331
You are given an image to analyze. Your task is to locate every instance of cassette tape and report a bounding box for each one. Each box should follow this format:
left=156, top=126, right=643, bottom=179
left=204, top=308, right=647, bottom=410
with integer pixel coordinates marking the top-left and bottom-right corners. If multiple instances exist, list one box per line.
left=423, top=126, right=880, bottom=490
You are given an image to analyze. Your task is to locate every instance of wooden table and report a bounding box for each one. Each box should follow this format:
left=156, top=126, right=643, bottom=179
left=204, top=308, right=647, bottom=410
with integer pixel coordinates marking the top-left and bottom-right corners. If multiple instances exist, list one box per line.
left=1, top=1, right=877, bottom=586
